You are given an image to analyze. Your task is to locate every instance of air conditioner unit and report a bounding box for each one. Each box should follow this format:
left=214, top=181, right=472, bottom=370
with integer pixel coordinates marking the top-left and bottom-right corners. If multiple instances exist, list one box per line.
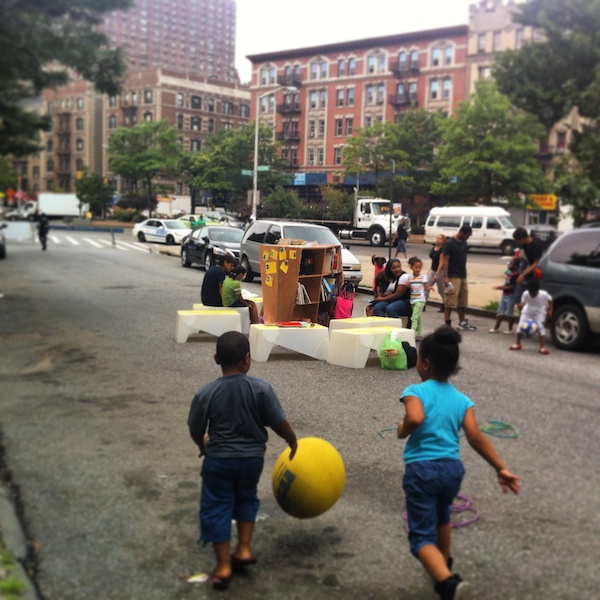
left=318, top=132, right=324, bottom=137
left=317, top=160, right=323, bottom=165
left=308, top=160, right=314, bottom=165
left=308, top=132, right=314, bottom=137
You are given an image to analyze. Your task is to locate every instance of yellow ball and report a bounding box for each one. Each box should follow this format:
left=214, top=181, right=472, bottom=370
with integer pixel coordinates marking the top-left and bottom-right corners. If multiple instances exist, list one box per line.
left=272, top=437, right=345, bottom=519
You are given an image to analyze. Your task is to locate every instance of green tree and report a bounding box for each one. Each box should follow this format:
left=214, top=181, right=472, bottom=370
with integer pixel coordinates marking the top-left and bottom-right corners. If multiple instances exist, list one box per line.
left=187, top=124, right=288, bottom=213
left=0, top=157, right=17, bottom=196
left=320, top=185, right=354, bottom=221
left=431, top=80, right=548, bottom=204
left=75, top=170, right=113, bottom=217
left=0, top=0, right=132, bottom=157
left=261, top=186, right=310, bottom=219
left=108, top=120, right=183, bottom=216
left=494, top=0, right=600, bottom=222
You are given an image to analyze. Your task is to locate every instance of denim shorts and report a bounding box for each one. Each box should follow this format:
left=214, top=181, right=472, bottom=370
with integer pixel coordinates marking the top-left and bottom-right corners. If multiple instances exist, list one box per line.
left=402, top=459, right=465, bottom=556
left=199, top=456, right=264, bottom=545
left=497, top=294, right=515, bottom=317
left=396, top=239, right=407, bottom=253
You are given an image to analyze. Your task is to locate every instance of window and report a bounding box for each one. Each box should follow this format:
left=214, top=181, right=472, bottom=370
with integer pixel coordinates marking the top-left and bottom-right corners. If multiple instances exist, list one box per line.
left=177, top=113, right=184, bottom=129
left=270, top=67, right=276, bottom=83
left=76, top=159, right=84, bottom=171
left=176, top=93, right=184, bottom=108
left=76, top=117, right=84, bottom=131
left=442, top=78, right=451, bottom=100
left=516, top=28, right=524, bottom=49
left=437, top=216, right=461, bottom=228
left=265, top=225, right=282, bottom=244
left=320, top=61, right=328, bottom=79
left=365, top=115, right=373, bottom=128
left=144, top=89, right=153, bottom=103
left=493, top=31, right=502, bottom=52
left=311, top=62, right=319, bottom=80
left=409, top=82, right=417, bottom=102
left=268, top=94, right=275, bottom=112
left=260, top=67, right=268, bottom=85
left=318, top=119, right=325, bottom=137
left=376, top=84, right=385, bottom=104
left=47, top=139, right=54, bottom=152
left=348, top=57, right=356, bottom=75
left=557, top=131, right=567, bottom=152
left=444, top=46, right=453, bottom=65
left=431, top=47, right=441, bottom=67
left=294, top=64, right=301, bottom=81
left=308, top=120, right=316, bottom=136
left=319, top=89, right=327, bottom=108
left=334, top=147, right=343, bottom=165
left=108, top=114, right=117, bottom=129
left=76, top=97, right=84, bottom=110
left=367, top=55, right=376, bottom=74
left=317, top=148, right=324, bottom=165
left=260, top=96, right=268, bottom=113
left=47, top=159, right=54, bottom=172
left=486, top=217, right=502, bottom=230
left=478, top=32, right=486, bottom=53
left=470, top=217, right=483, bottom=229
left=307, top=148, right=315, bottom=165
left=207, top=118, right=215, bottom=133
left=378, top=54, right=386, bottom=72
left=430, top=79, right=439, bottom=100
left=190, top=139, right=201, bottom=152
left=336, top=89, right=344, bottom=107
left=240, top=104, right=250, bottom=118
left=75, top=138, right=83, bottom=152
left=208, top=98, right=215, bottom=112
left=479, top=66, right=492, bottom=79
left=347, top=88, right=355, bottom=107
left=335, top=118, right=343, bottom=136
left=397, top=82, right=406, bottom=102
left=548, top=230, right=600, bottom=267
left=144, top=111, right=153, bottom=121
left=309, top=91, right=317, bottom=110
left=191, top=116, right=201, bottom=131
left=398, top=50, right=407, bottom=70
left=338, top=58, right=346, bottom=77
left=222, top=101, right=234, bottom=115
left=366, top=84, right=374, bottom=104
left=410, top=49, right=419, bottom=68
left=191, top=95, right=202, bottom=109
left=290, top=148, right=298, bottom=165
left=33, top=166, right=40, bottom=179
left=346, top=118, right=353, bottom=136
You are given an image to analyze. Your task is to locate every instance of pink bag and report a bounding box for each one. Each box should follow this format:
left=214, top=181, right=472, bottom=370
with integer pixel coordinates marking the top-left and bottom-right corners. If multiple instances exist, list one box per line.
left=332, top=283, right=355, bottom=319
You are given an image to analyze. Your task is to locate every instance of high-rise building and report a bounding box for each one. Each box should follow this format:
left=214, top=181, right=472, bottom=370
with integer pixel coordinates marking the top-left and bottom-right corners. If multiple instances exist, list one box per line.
left=103, top=0, right=238, bottom=83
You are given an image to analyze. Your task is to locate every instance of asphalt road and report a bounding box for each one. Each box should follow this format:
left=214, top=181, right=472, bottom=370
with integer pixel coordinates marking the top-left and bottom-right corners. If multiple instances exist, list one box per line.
left=1, top=232, right=599, bottom=600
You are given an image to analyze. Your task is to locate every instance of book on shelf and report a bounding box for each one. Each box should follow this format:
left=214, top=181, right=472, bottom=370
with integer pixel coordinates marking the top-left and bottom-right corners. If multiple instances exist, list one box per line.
left=296, top=283, right=311, bottom=305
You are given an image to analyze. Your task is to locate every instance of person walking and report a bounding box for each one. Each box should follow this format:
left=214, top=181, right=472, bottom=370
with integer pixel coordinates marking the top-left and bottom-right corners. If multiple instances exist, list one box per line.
left=442, top=225, right=476, bottom=331
left=37, top=212, right=50, bottom=251
left=392, top=222, right=409, bottom=260
left=397, top=326, right=521, bottom=599
left=427, top=234, right=446, bottom=312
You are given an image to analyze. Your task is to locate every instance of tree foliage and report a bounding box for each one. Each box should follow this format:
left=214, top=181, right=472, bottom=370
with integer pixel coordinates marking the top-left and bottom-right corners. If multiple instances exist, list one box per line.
left=320, top=185, right=354, bottom=221
left=75, top=170, right=113, bottom=217
left=0, top=157, right=17, bottom=196
left=261, top=186, right=310, bottom=219
left=0, top=0, right=133, bottom=157
left=185, top=124, right=288, bottom=214
left=108, top=120, right=183, bottom=215
left=431, top=80, right=548, bottom=204
left=494, top=0, right=600, bottom=220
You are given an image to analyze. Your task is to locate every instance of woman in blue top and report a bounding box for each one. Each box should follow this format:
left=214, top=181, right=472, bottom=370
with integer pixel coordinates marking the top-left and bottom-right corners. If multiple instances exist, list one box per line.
left=398, top=326, right=521, bottom=600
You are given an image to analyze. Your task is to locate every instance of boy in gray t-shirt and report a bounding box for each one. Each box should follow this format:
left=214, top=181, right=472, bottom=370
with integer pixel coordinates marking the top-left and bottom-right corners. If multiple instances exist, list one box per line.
left=188, top=331, right=297, bottom=590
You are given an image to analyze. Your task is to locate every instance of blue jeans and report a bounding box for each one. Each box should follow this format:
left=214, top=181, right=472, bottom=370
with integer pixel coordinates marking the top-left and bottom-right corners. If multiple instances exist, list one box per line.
left=402, top=459, right=465, bottom=557
left=199, top=456, right=264, bottom=545
left=372, top=299, right=411, bottom=319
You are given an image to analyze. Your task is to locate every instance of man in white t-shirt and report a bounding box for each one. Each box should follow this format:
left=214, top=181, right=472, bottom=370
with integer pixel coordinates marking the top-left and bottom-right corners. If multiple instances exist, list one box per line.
left=509, top=279, right=553, bottom=354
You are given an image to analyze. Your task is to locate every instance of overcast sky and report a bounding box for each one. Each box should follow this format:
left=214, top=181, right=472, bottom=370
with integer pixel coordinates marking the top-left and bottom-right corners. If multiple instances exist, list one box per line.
left=235, top=0, right=477, bottom=83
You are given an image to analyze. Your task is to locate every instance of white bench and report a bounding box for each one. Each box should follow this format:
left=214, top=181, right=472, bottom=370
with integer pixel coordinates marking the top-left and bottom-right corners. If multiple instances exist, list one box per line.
left=193, top=297, right=263, bottom=334
left=329, top=316, right=408, bottom=332
left=327, top=326, right=416, bottom=369
left=249, top=324, right=329, bottom=362
left=176, top=309, right=242, bottom=343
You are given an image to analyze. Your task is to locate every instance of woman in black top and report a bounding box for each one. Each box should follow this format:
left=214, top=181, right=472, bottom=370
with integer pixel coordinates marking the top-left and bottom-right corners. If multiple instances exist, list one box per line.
left=427, top=234, right=446, bottom=311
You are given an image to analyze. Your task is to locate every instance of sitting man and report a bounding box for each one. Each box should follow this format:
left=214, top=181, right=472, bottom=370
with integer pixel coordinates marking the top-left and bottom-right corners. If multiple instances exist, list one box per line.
left=201, top=256, right=237, bottom=306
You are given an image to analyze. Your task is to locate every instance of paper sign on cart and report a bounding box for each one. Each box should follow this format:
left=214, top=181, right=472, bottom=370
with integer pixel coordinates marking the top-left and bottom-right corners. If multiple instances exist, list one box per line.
left=280, top=259, right=289, bottom=274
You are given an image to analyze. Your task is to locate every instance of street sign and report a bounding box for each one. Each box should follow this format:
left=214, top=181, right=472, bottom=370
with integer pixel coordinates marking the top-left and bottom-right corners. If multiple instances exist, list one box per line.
left=257, top=166, right=270, bottom=172
left=528, top=194, right=557, bottom=210
left=241, top=169, right=253, bottom=176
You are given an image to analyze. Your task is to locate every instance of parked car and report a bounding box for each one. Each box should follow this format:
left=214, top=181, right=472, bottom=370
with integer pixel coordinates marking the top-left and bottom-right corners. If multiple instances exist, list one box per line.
left=538, top=228, right=600, bottom=351
left=180, top=225, right=243, bottom=269
left=240, top=220, right=363, bottom=285
left=528, top=224, right=559, bottom=251
left=0, top=223, right=7, bottom=259
left=132, top=218, right=191, bottom=245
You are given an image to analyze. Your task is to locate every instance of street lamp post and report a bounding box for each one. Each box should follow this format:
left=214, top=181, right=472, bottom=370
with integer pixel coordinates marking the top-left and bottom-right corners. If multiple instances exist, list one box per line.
left=388, top=159, right=396, bottom=260
left=252, top=86, right=297, bottom=221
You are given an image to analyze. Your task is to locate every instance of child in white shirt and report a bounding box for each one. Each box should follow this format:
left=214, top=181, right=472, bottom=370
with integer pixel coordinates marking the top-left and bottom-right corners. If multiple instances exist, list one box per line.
left=408, top=258, right=432, bottom=342
left=509, top=279, right=553, bottom=354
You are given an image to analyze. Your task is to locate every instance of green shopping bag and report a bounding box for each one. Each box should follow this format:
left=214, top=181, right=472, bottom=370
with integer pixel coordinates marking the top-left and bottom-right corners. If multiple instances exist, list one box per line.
left=379, top=331, right=408, bottom=370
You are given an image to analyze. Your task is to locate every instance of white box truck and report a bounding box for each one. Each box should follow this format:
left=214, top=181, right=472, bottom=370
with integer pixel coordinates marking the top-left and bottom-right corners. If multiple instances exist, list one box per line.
left=5, top=193, right=84, bottom=221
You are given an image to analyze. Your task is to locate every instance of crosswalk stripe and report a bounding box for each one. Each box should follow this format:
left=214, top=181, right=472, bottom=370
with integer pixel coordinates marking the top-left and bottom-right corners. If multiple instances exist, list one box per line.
left=48, top=235, right=60, bottom=243
left=65, top=236, right=80, bottom=246
left=97, top=238, right=126, bottom=251
left=83, top=237, right=103, bottom=248
left=117, top=241, right=150, bottom=252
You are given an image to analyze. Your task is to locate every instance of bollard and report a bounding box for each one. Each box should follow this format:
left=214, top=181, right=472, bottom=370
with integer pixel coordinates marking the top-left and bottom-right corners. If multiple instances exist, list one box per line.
left=111, top=228, right=116, bottom=247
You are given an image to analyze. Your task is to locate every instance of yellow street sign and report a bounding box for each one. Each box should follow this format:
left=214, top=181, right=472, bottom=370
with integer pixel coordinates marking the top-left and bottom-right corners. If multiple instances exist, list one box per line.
left=527, top=194, right=557, bottom=210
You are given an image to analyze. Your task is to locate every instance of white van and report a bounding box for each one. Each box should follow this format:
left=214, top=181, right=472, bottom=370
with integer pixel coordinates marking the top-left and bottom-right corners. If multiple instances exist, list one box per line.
left=424, top=206, right=518, bottom=255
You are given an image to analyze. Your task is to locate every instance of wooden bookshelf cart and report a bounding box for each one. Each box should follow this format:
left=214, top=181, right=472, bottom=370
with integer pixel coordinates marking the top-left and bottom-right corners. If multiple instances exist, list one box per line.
left=259, top=243, right=343, bottom=324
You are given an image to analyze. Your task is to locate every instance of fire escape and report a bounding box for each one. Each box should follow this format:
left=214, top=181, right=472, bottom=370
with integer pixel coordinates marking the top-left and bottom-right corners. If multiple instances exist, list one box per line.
left=56, top=110, right=72, bottom=191
left=388, top=54, right=420, bottom=116
left=276, top=71, right=302, bottom=171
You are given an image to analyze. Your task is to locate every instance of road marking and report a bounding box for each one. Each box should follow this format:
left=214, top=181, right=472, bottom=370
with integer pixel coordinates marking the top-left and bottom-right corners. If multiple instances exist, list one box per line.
left=83, top=237, right=103, bottom=248
left=117, top=241, right=150, bottom=252
left=48, top=235, right=60, bottom=243
left=66, top=236, right=80, bottom=246
left=97, top=238, right=129, bottom=252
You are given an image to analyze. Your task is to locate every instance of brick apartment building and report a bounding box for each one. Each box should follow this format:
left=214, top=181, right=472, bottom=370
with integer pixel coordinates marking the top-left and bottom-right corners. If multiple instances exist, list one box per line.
left=247, top=26, right=468, bottom=185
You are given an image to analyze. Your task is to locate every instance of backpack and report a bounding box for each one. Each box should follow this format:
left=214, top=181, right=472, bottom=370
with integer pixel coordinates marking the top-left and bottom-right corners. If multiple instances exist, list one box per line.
left=332, top=282, right=355, bottom=319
